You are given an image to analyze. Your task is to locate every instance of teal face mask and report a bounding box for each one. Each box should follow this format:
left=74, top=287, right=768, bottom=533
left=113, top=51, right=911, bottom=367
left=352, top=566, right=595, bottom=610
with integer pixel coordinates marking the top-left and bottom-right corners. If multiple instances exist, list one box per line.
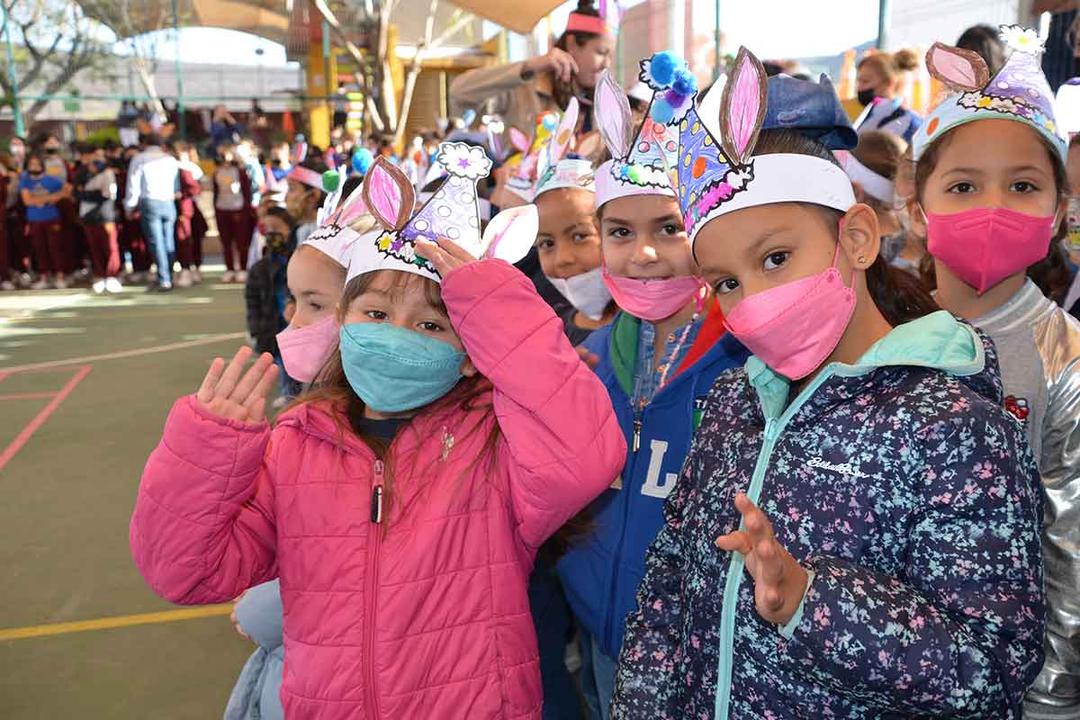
left=339, top=322, right=466, bottom=413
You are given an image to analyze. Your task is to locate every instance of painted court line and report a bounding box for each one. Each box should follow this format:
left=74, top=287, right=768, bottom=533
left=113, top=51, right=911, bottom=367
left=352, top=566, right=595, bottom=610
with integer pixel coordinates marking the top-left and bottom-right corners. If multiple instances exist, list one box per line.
left=0, top=392, right=58, bottom=401
left=0, top=332, right=247, bottom=373
left=0, top=605, right=233, bottom=642
left=0, top=365, right=92, bottom=474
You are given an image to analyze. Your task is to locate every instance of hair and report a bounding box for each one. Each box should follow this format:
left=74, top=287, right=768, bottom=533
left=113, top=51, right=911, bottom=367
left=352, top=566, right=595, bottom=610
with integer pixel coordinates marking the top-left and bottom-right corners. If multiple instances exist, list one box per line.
left=24, top=152, right=45, bottom=172
left=296, top=157, right=330, bottom=207
left=858, top=49, right=918, bottom=88
left=263, top=205, right=297, bottom=231
left=915, top=123, right=1070, bottom=299
left=294, top=270, right=501, bottom=526
left=143, top=133, right=164, bottom=147
left=852, top=131, right=907, bottom=213
left=956, top=24, right=1007, bottom=75
left=551, top=0, right=606, bottom=107
left=752, top=128, right=939, bottom=326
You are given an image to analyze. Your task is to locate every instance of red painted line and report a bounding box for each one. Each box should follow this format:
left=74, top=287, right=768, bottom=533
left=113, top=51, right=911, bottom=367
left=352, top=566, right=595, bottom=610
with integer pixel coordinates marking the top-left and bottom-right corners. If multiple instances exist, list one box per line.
left=0, top=392, right=58, bottom=401
left=0, top=372, right=9, bottom=385
left=0, top=365, right=92, bottom=474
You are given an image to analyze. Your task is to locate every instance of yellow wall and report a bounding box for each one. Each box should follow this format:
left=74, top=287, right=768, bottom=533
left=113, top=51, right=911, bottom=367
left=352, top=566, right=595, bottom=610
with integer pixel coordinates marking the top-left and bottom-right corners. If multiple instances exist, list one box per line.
left=305, top=42, right=337, bottom=148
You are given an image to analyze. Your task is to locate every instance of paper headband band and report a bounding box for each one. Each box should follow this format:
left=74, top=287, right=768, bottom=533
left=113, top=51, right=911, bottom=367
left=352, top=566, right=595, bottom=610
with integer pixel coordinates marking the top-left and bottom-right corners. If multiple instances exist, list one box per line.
left=678, top=46, right=855, bottom=245
left=287, top=165, right=324, bottom=190
left=835, top=151, right=894, bottom=204
left=594, top=52, right=697, bottom=207
left=345, top=142, right=534, bottom=284
left=303, top=174, right=374, bottom=267
left=510, top=97, right=585, bottom=201
left=566, top=13, right=610, bottom=35
left=913, top=25, right=1066, bottom=162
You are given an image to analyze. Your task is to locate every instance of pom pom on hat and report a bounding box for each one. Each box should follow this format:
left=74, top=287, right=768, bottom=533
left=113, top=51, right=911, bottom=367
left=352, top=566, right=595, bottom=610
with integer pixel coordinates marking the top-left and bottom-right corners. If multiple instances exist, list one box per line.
left=352, top=147, right=375, bottom=176
left=321, top=170, right=341, bottom=193
left=648, top=51, right=678, bottom=87
left=672, top=68, right=697, bottom=98
left=650, top=99, right=676, bottom=124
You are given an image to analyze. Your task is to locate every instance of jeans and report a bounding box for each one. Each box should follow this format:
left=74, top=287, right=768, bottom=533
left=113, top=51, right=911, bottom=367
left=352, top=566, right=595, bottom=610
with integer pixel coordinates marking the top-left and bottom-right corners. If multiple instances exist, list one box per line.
left=527, top=557, right=582, bottom=720
left=139, top=198, right=176, bottom=285
left=578, top=630, right=617, bottom=720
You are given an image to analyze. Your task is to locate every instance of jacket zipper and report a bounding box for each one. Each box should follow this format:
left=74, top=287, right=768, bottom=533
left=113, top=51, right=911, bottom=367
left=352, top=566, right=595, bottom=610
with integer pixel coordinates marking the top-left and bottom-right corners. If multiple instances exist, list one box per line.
left=365, top=458, right=385, bottom=718
left=712, top=370, right=836, bottom=720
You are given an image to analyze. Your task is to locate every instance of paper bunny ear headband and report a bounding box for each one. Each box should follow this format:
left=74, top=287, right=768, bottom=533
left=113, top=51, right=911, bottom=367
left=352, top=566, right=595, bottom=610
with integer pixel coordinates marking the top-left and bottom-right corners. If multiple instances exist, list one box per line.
left=913, top=25, right=1066, bottom=162
left=678, top=46, right=855, bottom=246
left=504, top=110, right=561, bottom=201
left=533, top=96, right=597, bottom=199
left=345, top=142, right=535, bottom=284
left=303, top=174, right=375, bottom=267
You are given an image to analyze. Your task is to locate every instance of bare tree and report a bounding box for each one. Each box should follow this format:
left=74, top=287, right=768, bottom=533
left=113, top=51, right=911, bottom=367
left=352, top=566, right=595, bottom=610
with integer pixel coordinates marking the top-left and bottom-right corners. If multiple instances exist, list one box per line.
left=0, top=0, right=110, bottom=124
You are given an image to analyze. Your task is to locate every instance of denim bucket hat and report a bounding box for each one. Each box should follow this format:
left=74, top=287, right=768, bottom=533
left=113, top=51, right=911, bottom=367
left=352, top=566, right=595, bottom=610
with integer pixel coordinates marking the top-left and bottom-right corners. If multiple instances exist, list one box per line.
left=763, top=73, right=858, bottom=151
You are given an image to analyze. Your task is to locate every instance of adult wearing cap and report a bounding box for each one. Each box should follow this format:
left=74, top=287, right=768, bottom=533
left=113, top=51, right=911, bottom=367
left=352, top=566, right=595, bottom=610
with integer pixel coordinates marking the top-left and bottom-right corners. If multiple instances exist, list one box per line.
left=450, top=0, right=615, bottom=137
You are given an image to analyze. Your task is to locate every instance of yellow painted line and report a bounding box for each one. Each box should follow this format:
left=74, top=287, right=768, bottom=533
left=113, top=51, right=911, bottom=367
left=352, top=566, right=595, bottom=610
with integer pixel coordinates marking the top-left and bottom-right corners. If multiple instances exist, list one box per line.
left=0, top=605, right=232, bottom=642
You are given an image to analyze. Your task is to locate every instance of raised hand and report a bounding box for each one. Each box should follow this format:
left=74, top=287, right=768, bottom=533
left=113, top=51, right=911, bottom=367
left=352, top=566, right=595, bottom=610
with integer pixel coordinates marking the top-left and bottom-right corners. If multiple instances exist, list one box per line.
left=523, top=47, right=579, bottom=84
left=196, top=346, right=279, bottom=423
left=414, top=237, right=477, bottom=277
left=716, top=492, right=809, bottom=626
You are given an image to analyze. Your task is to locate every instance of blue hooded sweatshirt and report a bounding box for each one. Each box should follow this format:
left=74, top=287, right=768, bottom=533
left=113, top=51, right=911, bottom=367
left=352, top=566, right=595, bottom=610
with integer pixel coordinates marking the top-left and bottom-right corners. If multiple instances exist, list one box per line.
left=557, top=306, right=749, bottom=659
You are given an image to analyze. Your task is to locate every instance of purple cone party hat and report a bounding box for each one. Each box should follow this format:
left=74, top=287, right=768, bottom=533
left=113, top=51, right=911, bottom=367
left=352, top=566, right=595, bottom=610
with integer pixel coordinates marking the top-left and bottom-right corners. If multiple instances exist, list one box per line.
left=533, top=97, right=596, bottom=198
left=913, top=25, right=1066, bottom=161
left=594, top=51, right=697, bottom=207
left=678, top=47, right=855, bottom=246
left=346, top=141, right=536, bottom=284
left=302, top=175, right=375, bottom=267
left=504, top=110, right=561, bottom=201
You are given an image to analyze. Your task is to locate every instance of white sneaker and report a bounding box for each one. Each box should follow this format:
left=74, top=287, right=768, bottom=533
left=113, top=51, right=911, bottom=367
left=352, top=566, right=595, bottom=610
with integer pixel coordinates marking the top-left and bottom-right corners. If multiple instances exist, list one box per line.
left=222, top=270, right=236, bottom=283
left=31, top=278, right=49, bottom=290
left=91, top=279, right=106, bottom=294
left=53, top=277, right=68, bottom=290
left=236, top=270, right=248, bottom=283
left=17, top=273, right=32, bottom=289
left=190, top=269, right=203, bottom=284
left=104, top=277, right=123, bottom=294
left=0, top=280, right=15, bottom=291
left=176, top=269, right=194, bottom=288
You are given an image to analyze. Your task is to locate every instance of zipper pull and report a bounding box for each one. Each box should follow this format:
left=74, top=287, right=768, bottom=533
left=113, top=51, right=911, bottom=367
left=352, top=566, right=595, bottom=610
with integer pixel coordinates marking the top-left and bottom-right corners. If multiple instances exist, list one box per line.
left=371, top=460, right=385, bottom=524
left=632, top=419, right=642, bottom=453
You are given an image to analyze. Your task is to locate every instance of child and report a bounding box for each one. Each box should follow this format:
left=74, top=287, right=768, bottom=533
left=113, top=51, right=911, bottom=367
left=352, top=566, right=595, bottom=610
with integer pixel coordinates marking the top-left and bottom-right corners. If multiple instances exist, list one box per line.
left=19, top=153, right=68, bottom=289
left=533, top=98, right=614, bottom=344
left=612, top=47, right=1045, bottom=719
left=911, top=30, right=1080, bottom=719
left=244, top=206, right=297, bottom=395
left=854, top=49, right=922, bottom=143
left=76, top=146, right=122, bottom=294
left=130, top=142, right=625, bottom=718
left=213, top=144, right=254, bottom=283
left=284, top=158, right=328, bottom=246
left=556, top=54, right=748, bottom=719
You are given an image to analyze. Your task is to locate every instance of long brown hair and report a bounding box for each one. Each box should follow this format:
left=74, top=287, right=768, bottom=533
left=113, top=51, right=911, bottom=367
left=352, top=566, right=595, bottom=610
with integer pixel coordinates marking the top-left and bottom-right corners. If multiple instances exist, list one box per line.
left=293, top=269, right=502, bottom=526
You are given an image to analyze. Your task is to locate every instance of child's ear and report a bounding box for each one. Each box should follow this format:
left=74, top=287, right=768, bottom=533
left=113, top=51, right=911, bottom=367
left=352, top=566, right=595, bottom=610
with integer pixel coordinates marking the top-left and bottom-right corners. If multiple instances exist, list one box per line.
left=460, top=356, right=478, bottom=378
left=839, top=203, right=881, bottom=270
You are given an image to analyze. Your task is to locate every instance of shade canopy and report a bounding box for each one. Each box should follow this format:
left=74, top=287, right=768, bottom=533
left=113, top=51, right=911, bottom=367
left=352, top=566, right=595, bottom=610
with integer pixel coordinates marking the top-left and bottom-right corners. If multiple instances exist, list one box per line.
left=79, top=0, right=290, bottom=44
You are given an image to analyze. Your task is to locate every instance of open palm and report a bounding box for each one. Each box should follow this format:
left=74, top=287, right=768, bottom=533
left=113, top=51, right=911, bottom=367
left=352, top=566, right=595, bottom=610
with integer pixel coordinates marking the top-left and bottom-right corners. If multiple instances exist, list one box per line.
left=196, top=346, right=279, bottom=423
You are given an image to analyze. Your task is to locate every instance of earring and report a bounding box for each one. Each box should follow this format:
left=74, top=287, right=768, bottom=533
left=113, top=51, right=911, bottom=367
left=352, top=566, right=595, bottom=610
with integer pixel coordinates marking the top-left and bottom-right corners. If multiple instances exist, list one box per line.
left=857, top=255, right=867, bottom=266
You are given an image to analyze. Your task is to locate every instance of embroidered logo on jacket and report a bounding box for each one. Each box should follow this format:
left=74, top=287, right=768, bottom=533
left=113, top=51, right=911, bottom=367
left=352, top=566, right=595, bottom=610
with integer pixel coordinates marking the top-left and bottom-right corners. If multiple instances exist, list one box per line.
left=807, top=457, right=864, bottom=479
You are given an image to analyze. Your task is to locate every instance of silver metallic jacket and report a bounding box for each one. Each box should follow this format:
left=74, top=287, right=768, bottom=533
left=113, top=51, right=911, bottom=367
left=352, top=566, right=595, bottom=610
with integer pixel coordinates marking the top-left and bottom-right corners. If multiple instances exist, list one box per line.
left=979, top=281, right=1080, bottom=716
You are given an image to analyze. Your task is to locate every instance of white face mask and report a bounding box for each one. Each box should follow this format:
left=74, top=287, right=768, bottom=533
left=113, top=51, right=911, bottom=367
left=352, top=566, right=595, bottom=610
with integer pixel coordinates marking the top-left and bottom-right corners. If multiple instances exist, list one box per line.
left=546, top=267, right=612, bottom=321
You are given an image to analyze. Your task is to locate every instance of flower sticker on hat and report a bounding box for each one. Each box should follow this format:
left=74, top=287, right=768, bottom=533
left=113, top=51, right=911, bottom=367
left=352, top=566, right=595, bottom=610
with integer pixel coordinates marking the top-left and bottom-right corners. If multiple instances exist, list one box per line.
left=435, top=143, right=492, bottom=181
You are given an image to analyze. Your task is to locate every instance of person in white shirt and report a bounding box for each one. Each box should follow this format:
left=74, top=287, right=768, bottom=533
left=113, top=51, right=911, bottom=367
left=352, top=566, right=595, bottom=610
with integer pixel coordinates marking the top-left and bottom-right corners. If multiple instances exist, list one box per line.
left=124, top=134, right=179, bottom=291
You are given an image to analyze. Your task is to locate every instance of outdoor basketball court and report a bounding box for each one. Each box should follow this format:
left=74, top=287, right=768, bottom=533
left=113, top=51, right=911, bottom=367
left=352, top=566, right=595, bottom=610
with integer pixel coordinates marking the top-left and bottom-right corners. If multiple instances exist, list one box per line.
left=0, top=268, right=261, bottom=718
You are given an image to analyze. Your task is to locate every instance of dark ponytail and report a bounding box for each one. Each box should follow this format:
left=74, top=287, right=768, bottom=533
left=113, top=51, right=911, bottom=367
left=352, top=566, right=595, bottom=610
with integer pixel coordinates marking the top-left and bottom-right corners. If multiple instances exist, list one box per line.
left=754, top=129, right=939, bottom=326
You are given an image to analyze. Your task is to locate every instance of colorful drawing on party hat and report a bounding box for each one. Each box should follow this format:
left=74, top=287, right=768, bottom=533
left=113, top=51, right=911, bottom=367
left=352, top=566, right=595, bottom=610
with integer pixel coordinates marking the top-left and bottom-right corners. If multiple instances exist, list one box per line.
left=677, top=46, right=763, bottom=239
left=505, top=110, right=561, bottom=200
left=594, top=51, right=697, bottom=206
left=534, top=97, right=597, bottom=198
left=913, top=25, right=1066, bottom=161
left=346, top=141, right=531, bottom=285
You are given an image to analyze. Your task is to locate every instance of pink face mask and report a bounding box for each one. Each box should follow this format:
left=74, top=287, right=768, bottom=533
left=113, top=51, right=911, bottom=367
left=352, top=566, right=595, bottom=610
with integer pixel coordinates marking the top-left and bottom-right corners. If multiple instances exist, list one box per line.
left=724, top=244, right=856, bottom=381
left=925, top=206, right=1056, bottom=295
left=276, top=315, right=339, bottom=383
left=601, top=266, right=705, bottom=322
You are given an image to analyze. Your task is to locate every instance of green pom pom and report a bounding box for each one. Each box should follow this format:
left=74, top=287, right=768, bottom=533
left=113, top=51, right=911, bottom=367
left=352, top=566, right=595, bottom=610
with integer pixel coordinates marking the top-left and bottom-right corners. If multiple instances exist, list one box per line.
left=321, top=170, right=341, bottom=193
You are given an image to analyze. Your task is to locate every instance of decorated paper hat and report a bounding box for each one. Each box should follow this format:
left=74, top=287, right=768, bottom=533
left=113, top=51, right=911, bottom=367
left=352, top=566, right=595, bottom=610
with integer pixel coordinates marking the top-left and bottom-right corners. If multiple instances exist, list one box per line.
left=345, top=141, right=535, bottom=284
left=533, top=97, right=596, bottom=198
left=913, top=25, right=1066, bottom=162
left=504, top=111, right=561, bottom=201
left=594, top=51, right=697, bottom=207
left=677, top=47, right=856, bottom=246
left=286, top=164, right=325, bottom=190
left=301, top=174, right=375, bottom=267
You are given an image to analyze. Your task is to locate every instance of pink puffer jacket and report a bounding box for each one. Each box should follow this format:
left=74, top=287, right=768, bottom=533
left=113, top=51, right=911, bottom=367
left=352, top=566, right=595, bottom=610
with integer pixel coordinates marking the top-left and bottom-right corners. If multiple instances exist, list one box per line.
left=130, top=259, right=625, bottom=719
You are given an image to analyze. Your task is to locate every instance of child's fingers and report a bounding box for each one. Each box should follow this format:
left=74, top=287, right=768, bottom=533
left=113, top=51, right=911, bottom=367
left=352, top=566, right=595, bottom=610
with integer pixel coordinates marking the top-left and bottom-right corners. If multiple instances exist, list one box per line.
left=756, top=538, right=786, bottom=587
left=435, top=236, right=474, bottom=263
left=197, top=357, right=226, bottom=403
left=214, top=346, right=253, bottom=399
left=414, top=239, right=449, bottom=274
left=576, top=347, right=600, bottom=369
left=247, top=397, right=267, bottom=424
left=230, top=352, right=273, bottom=403
left=243, top=366, right=278, bottom=420
left=715, top=530, right=752, bottom=555
left=736, top=493, right=774, bottom=547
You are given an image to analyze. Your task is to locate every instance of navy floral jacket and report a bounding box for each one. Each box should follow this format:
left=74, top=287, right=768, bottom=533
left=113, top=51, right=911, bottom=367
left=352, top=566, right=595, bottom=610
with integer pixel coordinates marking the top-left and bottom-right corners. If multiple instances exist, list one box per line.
left=612, top=312, right=1045, bottom=719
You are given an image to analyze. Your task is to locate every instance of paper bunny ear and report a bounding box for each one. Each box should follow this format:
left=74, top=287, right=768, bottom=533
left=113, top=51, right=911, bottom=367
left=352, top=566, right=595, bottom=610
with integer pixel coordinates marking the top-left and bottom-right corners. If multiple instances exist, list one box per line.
left=481, top=205, right=537, bottom=264
left=363, top=157, right=415, bottom=231
left=549, top=97, right=580, bottom=165
left=510, top=127, right=530, bottom=154
left=334, top=183, right=370, bottom=228
left=595, top=70, right=633, bottom=159
left=925, top=42, right=990, bottom=92
left=719, top=47, right=768, bottom=167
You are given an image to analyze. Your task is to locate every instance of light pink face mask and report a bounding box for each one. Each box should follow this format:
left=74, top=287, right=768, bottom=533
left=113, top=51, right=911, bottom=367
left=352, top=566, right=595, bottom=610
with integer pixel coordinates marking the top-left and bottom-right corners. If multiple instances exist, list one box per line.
left=276, top=315, right=339, bottom=384
left=601, top=266, right=705, bottom=322
left=724, top=244, right=856, bottom=381
left=925, top=206, right=1056, bottom=295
